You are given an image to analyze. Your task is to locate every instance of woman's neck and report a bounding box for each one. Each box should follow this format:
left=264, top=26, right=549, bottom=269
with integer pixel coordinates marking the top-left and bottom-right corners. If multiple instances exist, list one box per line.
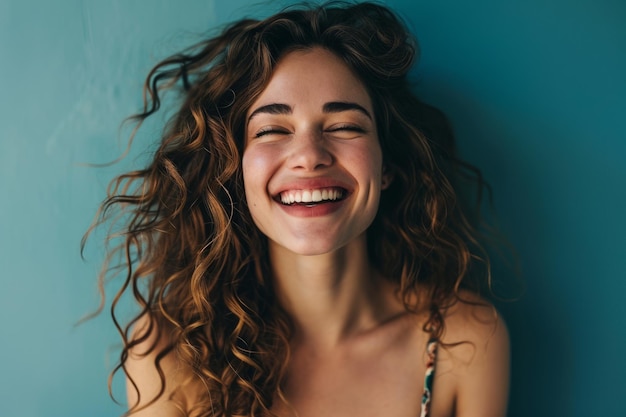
left=269, top=234, right=401, bottom=352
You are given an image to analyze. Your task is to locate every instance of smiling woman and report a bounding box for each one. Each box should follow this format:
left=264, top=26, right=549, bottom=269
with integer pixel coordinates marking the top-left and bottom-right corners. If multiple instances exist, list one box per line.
left=86, top=2, right=509, bottom=417
left=243, top=48, right=385, bottom=256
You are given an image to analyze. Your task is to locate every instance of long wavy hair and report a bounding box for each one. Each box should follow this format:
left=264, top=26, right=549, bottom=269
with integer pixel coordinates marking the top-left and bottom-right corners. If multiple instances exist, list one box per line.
left=86, top=2, right=492, bottom=416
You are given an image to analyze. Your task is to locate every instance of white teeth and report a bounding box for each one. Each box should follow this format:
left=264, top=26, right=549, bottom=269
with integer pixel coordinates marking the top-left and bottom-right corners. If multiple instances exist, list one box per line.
left=278, top=188, right=344, bottom=205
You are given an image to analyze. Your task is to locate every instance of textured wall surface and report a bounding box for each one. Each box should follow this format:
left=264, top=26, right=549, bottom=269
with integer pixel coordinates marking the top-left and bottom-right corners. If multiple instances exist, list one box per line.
left=1, top=0, right=624, bottom=416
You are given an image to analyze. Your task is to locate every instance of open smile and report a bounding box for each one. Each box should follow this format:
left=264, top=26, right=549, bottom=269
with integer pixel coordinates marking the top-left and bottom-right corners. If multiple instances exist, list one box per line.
left=277, top=187, right=347, bottom=206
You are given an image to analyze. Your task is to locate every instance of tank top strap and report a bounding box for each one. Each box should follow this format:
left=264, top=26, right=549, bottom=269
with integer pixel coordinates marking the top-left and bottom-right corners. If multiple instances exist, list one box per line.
left=419, top=338, right=438, bottom=417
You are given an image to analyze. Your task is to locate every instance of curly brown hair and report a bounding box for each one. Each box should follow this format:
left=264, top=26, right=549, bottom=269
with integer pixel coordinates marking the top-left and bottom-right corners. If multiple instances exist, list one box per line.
left=86, top=1, right=492, bottom=416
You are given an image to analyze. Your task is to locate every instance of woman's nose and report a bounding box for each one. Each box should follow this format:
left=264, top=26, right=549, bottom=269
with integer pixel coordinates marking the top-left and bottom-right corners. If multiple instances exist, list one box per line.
left=287, top=130, right=333, bottom=171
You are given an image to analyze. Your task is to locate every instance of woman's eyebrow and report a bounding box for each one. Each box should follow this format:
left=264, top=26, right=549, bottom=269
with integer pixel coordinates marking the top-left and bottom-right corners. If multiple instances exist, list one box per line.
left=247, top=101, right=372, bottom=125
left=323, top=101, right=372, bottom=120
left=247, top=103, right=292, bottom=125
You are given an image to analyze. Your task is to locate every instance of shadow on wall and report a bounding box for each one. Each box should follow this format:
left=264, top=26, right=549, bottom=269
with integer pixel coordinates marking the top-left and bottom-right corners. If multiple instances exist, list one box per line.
left=418, top=76, right=575, bottom=417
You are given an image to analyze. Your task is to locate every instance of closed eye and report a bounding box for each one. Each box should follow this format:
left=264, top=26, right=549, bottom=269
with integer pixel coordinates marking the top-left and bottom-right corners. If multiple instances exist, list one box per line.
left=326, top=124, right=365, bottom=133
left=325, top=124, right=367, bottom=138
left=253, top=124, right=367, bottom=139
left=254, top=127, right=290, bottom=138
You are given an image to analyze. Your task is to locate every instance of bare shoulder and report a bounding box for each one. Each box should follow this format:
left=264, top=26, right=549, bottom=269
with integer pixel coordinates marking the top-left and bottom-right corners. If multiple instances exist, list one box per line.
left=434, top=291, right=510, bottom=417
left=124, top=314, right=197, bottom=416
left=441, top=291, right=509, bottom=350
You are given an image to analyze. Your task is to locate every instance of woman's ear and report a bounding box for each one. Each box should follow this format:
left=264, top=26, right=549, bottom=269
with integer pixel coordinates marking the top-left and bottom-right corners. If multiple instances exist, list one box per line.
left=381, top=165, right=394, bottom=190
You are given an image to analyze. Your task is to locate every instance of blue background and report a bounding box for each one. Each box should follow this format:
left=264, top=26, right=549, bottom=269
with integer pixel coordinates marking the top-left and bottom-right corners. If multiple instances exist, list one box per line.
left=1, top=0, right=624, bottom=416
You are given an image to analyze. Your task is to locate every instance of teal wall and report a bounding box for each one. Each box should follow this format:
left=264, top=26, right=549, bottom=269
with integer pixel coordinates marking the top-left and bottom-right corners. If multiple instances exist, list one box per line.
left=1, top=1, right=624, bottom=416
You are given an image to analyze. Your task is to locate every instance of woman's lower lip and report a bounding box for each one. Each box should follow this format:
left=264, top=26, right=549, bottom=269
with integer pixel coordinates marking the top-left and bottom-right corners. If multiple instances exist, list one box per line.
left=276, top=199, right=345, bottom=217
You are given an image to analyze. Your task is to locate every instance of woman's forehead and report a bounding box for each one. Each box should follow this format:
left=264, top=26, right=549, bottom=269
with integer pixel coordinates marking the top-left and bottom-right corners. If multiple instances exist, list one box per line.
left=249, top=48, right=374, bottom=115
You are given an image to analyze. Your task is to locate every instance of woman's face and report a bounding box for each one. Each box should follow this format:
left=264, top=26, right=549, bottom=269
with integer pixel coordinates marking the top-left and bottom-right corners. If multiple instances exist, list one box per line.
left=242, top=47, right=389, bottom=256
